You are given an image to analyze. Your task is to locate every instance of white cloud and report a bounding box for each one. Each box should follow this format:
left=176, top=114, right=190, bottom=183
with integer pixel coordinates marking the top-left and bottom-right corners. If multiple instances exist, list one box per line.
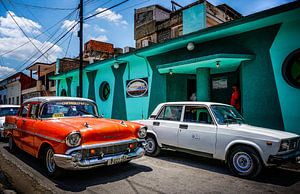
left=94, top=8, right=128, bottom=25
left=94, top=25, right=106, bottom=33
left=90, top=35, right=108, bottom=42
left=0, top=65, right=16, bottom=78
left=0, top=11, right=62, bottom=62
left=61, top=20, right=90, bottom=34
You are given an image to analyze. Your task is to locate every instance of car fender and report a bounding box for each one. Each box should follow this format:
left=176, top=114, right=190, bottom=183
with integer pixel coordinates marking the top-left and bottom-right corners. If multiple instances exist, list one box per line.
left=147, top=130, right=162, bottom=147
left=224, top=140, right=268, bottom=165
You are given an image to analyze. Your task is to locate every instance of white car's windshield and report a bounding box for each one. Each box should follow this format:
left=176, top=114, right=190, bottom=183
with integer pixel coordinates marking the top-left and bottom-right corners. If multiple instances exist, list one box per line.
left=0, top=107, right=19, bottom=117
left=40, top=101, right=98, bottom=118
left=211, top=105, right=245, bottom=125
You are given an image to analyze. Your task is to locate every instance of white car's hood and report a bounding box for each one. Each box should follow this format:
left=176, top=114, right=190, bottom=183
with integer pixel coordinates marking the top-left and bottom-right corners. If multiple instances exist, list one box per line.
left=228, top=124, right=299, bottom=140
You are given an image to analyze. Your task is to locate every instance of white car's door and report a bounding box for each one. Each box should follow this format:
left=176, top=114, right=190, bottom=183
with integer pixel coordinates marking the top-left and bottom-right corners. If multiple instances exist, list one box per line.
left=178, top=105, right=217, bottom=154
left=152, top=105, right=183, bottom=147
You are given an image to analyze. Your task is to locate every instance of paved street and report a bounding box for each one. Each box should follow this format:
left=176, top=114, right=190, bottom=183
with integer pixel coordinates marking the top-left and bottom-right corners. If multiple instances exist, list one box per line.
left=0, top=142, right=300, bottom=194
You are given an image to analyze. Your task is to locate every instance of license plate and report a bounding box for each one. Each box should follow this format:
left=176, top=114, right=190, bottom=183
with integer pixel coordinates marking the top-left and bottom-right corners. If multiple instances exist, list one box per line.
left=107, top=155, right=128, bottom=165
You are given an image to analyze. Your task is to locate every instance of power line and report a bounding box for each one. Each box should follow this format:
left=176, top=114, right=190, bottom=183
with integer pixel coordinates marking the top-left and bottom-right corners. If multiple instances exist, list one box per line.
left=8, top=0, right=77, bottom=11
left=1, top=1, right=50, bottom=62
left=0, top=8, right=78, bottom=57
left=84, top=0, right=129, bottom=20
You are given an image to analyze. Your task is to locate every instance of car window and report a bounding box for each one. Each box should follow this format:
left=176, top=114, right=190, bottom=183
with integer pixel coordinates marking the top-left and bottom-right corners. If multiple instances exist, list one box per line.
left=157, top=106, right=182, bottom=121
left=20, top=104, right=29, bottom=118
left=183, top=106, right=213, bottom=124
left=29, top=104, right=39, bottom=119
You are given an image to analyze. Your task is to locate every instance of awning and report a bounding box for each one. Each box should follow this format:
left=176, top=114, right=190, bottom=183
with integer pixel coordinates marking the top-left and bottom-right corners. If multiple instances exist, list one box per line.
left=156, top=53, right=255, bottom=74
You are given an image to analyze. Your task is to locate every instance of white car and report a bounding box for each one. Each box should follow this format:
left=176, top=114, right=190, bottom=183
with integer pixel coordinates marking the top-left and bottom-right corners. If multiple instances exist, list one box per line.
left=136, top=102, right=300, bottom=178
left=0, top=105, right=19, bottom=139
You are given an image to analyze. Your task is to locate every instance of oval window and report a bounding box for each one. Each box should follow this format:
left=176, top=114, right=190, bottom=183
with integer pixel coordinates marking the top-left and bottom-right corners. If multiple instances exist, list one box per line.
left=61, top=89, right=67, bottom=96
left=282, top=49, right=300, bottom=88
left=99, top=81, right=110, bottom=101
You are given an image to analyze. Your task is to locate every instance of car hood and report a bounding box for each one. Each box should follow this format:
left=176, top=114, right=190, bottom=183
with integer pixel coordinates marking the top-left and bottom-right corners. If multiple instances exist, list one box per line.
left=227, top=124, right=299, bottom=140
left=49, top=117, right=140, bottom=144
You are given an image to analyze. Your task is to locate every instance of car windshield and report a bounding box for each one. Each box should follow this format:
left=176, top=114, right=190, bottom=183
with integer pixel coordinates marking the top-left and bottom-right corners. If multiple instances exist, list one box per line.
left=210, top=105, right=245, bottom=125
left=0, top=107, right=19, bottom=117
left=40, top=101, right=98, bottom=118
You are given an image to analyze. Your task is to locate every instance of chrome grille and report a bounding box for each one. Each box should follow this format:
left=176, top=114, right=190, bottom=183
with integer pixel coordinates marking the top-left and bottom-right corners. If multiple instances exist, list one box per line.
left=81, top=142, right=138, bottom=159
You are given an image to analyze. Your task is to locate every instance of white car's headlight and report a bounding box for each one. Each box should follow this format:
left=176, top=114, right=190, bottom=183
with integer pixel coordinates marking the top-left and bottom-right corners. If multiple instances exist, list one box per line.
left=138, top=126, right=147, bottom=139
left=66, top=131, right=81, bottom=147
left=279, top=138, right=299, bottom=152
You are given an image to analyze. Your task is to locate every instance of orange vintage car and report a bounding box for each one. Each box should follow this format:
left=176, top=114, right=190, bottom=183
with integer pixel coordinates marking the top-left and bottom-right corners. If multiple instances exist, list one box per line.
left=4, top=97, right=146, bottom=177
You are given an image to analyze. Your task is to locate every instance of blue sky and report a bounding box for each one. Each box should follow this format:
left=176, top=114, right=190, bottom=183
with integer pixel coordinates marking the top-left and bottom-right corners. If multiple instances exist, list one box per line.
left=0, top=0, right=295, bottom=80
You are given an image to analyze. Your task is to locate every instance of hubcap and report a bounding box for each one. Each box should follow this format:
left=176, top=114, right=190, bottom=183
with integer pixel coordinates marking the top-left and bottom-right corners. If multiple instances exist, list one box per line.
left=232, top=152, right=253, bottom=174
left=46, top=149, right=56, bottom=173
left=145, top=138, right=155, bottom=153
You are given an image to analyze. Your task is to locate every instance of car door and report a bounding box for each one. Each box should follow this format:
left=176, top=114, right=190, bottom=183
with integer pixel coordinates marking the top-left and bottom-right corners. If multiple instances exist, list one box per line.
left=15, top=103, right=30, bottom=149
left=152, top=105, right=183, bottom=147
left=22, top=103, right=40, bottom=156
left=178, top=105, right=217, bottom=155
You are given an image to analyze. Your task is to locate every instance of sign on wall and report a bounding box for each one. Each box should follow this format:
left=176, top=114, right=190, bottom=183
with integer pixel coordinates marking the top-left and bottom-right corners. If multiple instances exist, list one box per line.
left=126, top=78, right=148, bottom=97
left=212, top=77, right=228, bottom=89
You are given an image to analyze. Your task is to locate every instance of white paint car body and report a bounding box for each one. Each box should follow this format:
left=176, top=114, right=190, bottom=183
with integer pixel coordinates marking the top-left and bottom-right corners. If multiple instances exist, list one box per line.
left=136, top=102, right=300, bottom=177
left=0, top=105, right=19, bottom=138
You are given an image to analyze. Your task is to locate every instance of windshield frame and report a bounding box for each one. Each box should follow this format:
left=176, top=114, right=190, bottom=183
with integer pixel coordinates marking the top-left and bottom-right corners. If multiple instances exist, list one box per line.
left=210, top=104, right=245, bottom=125
left=38, top=100, right=99, bottom=119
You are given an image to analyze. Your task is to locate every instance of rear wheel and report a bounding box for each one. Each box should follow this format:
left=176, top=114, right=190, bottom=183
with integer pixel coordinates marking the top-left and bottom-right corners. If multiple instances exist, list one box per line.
left=44, top=147, right=64, bottom=178
left=8, top=135, right=17, bottom=153
left=145, top=136, right=161, bottom=156
left=228, top=146, right=263, bottom=178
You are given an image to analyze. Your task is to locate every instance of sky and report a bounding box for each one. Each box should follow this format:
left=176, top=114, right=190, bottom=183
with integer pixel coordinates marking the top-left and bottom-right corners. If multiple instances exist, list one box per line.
left=0, top=0, right=296, bottom=80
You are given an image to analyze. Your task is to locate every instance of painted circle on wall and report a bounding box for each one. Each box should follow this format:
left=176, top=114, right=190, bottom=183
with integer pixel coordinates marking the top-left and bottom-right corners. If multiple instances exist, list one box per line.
left=99, top=81, right=110, bottom=101
left=282, top=48, right=300, bottom=89
left=126, top=79, right=148, bottom=97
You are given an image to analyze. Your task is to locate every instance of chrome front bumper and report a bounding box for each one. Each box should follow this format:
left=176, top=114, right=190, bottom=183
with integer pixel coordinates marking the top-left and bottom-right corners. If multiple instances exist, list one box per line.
left=53, top=140, right=146, bottom=170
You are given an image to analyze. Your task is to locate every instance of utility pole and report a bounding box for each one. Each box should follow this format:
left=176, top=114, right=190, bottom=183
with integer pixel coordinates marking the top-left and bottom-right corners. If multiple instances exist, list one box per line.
left=78, top=0, right=83, bottom=97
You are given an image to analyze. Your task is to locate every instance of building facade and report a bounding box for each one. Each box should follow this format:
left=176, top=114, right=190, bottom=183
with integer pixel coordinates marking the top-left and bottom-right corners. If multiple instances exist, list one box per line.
left=134, top=0, right=241, bottom=49
left=51, top=2, right=300, bottom=134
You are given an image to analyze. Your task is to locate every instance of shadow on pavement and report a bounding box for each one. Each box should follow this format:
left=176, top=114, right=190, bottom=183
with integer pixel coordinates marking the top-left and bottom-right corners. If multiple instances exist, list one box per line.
left=155, top=149, right=300, bottom=187
left=3, top=146, right=153, bottom=192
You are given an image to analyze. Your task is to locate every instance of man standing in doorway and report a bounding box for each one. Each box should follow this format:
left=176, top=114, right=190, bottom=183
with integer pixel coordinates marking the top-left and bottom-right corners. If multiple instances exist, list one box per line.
left=230, top=86, right=241, bottom=112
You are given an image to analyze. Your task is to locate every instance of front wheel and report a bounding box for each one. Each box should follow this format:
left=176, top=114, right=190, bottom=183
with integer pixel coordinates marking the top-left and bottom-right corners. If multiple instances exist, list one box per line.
left=8, top=135, right=17, bottom=153
left=227, top=146, right=263, bottom=178
left=145, top=136, right=161, bottom=156
left=44, top=147, right=64, bottom=178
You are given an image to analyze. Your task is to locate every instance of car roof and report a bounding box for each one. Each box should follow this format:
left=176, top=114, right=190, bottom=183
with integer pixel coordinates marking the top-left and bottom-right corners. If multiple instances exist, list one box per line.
left=0, top=105, right=20, bottom=108
left=158, top=101, right=231, bottom=106
left=23, top=96, right=95, bottom=104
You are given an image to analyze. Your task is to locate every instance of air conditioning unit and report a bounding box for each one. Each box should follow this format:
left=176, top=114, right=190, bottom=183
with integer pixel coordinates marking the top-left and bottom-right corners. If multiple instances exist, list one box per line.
left=142, top=39, right=150, bottom=47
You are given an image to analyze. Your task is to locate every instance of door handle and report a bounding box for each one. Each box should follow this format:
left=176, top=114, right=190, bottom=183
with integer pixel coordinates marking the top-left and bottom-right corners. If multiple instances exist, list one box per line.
left=153, top=121, right=160, bottom=126
left=179, top=124, right=188, bottom=129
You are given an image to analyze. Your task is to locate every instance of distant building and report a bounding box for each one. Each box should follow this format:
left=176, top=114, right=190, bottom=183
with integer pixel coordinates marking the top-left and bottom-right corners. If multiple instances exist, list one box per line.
left=0, top=79, right=8, bottom=104
left=3, top=72, right=36, bottom=104
left=124, top=46, right=136, bottom=53
left=83, top=40, right=114, bottom=62
left=22, top=62, right=57, bottom=101
left=134, top=0, right=242, bottom=48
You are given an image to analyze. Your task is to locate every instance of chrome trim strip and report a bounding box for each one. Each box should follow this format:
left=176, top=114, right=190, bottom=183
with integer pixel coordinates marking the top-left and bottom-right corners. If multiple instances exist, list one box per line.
left=65, top=139, right=145, bottom=155
left=13, top=128, right=63, bottom=143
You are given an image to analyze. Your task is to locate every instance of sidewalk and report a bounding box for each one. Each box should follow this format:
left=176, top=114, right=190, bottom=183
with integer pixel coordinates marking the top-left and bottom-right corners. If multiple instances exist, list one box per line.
left=0, top=170, right=16, bottom=194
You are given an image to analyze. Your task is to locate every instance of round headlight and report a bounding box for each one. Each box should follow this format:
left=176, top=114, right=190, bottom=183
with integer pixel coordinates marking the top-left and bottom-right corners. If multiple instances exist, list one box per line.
left=66, top=131, right=81, bottom=147
left=138, top=126, right=147, bottom=139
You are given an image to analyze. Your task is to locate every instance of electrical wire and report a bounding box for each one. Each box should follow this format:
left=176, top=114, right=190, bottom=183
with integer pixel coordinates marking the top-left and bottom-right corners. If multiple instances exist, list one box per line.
left=0, top=8, right=78, bottom=57
left=8, top=0, right=77, bottom=11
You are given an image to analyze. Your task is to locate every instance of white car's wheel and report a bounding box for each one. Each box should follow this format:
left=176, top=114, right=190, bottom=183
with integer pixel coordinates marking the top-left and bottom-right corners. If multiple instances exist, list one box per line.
left=44, top=147, right=64, bottom=178
left=228, top=146, right=262, bottom=178
left=145, top=136, right=161, bottom=156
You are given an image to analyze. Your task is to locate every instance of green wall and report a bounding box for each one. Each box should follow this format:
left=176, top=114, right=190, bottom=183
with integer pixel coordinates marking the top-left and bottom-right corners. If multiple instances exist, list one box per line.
left=123, top=57, right=153, bottom=120
left=270, top=18, right=300, bottom=134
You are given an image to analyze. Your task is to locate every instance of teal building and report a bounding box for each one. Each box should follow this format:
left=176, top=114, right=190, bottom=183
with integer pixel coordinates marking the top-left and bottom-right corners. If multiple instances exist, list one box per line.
left=51, top=2, right=300, bottom=134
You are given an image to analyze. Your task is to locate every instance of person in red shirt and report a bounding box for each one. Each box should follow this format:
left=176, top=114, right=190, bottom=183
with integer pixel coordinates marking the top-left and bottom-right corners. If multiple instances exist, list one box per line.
left=230, top=86, right=241, bottom=112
